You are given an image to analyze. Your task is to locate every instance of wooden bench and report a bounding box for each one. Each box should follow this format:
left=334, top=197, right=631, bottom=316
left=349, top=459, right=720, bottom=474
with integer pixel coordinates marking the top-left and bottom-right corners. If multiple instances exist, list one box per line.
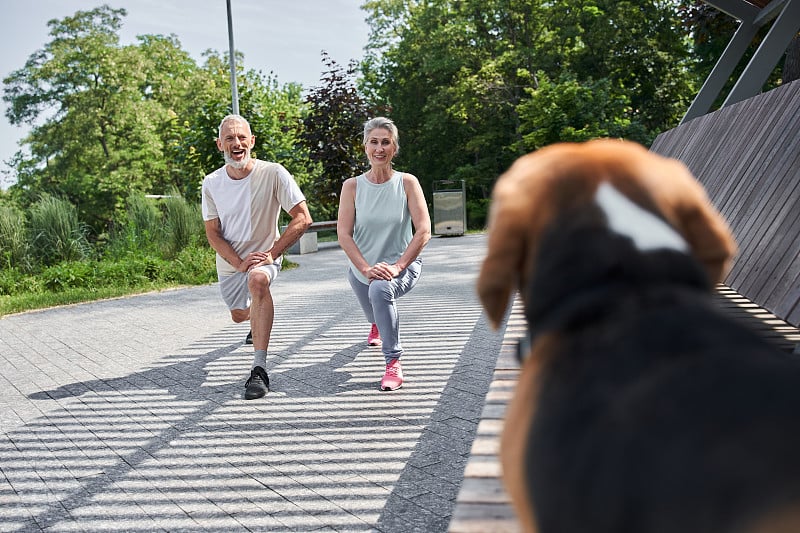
left=285, top=220, right=337, bottom=255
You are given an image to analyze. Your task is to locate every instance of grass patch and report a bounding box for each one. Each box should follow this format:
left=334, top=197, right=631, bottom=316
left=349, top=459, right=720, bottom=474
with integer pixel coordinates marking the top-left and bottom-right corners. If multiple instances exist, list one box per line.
left=0, top=252, right=299, bottom=318
left=316, top=229, right=338, bottom=243
left=0, top=284, right=191, bottom=316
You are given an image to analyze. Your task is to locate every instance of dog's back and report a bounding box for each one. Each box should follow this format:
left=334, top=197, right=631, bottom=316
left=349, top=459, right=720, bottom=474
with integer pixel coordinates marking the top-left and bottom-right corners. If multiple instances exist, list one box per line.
left=526, top=208, right=800, bottom=533
left=477, top=140, right=800, bottom=533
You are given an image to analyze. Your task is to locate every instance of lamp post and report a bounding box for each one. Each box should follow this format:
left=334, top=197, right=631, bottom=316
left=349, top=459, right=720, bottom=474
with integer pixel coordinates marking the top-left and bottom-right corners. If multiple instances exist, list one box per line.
left=226, top=0, right=239, bottom=115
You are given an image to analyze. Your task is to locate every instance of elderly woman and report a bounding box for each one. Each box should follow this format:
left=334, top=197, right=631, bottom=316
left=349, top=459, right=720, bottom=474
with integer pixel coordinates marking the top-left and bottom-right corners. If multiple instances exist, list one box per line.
left=337, top=117, right=432, bottom=391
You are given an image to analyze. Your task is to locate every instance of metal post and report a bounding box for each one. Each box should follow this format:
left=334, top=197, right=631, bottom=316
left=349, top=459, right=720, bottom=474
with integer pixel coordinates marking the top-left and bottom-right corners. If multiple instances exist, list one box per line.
left=226, top=0, right=239, bottom=115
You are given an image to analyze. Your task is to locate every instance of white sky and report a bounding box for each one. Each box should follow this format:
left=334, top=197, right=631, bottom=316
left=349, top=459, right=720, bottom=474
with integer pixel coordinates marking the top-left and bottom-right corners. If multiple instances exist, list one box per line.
left=0, top=0, right=371, bottom=186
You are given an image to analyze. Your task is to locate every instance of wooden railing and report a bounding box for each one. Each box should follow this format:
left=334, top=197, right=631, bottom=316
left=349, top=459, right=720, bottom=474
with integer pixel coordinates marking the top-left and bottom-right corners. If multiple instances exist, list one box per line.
left=650, top=79, right=800, bottom=327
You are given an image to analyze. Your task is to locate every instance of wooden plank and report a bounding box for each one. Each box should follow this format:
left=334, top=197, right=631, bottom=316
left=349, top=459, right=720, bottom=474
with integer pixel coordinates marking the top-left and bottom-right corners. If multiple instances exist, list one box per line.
left=450, top=296, right=523, bottom=533
left=650, top=79, right=800, bottom=326
left=307, top=220, right=337, bottom=232
left=449, top=288, right=799, bottom=532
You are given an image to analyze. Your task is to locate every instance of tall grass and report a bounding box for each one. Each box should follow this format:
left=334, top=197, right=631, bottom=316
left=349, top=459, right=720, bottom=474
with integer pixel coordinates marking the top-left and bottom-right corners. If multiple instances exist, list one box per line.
left=0, top=190, right=293, bottom=317
left=106, top=192, right=163, bottom=258
left=162, top=187, right=204, bottom=257
left=28, top=194, right=90, bottom=265
left=127, top=192, right=163, bottom=247
left=0, top=205, right=30, bottom=270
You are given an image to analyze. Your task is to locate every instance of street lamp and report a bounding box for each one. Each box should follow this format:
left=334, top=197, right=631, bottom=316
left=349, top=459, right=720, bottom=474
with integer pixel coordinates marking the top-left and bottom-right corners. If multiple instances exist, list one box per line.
left=226, top=0, right=240, bottom=115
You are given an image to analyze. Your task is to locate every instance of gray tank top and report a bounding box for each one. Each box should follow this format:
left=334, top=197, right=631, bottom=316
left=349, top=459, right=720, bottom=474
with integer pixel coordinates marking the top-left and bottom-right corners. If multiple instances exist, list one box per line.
left=349, top=171, right=413, bottom=283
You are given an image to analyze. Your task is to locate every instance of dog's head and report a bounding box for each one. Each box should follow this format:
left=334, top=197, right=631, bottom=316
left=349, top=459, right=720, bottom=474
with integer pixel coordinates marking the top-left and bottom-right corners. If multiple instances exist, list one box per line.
left=477, top=139, right=738, bottom=328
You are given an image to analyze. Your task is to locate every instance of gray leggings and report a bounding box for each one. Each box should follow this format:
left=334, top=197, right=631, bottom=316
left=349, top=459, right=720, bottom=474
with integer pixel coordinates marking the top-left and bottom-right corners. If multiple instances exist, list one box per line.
left=347, top=258, right=423, bottom=364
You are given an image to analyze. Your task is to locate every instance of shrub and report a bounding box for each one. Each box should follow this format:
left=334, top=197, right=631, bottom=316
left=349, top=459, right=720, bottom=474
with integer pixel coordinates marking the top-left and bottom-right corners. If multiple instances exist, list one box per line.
left=466, top=198, right=490, bottom=230
left=28, top=195, right=90, bottom=265
left=0, top=205, right=31, bottom=270
left=162, top=188, right=204, bottom=258
left=0, top=267, right=42, bottom=296
left=40, top=261, right=95, bottom=292
left=161, top=241, right=217, bottom=285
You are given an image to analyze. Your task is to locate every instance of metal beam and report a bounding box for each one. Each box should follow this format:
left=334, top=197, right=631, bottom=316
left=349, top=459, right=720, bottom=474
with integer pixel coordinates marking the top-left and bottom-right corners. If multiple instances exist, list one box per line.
left=723, top=0, right=800, bottom=106
left=701, top=0, right=759, bottom=22
left=682, top=0, right=800, bottom=122
left=681, top=21, right=760, bottom=123
left=753, top=0, right=791, bottom=26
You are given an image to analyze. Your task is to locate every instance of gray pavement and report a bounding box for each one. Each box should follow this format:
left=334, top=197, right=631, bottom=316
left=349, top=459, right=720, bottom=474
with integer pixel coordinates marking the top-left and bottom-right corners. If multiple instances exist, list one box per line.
left=0, top=233, right=508, bottom=533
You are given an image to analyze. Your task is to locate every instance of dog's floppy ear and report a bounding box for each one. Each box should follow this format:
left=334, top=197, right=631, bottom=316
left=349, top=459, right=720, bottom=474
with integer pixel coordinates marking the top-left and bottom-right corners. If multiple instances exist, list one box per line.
left=477, top=179, right=526, bottom=328
left=644, top=155, right=738, bottom=284
left=478, top=154, right=557, bottom=329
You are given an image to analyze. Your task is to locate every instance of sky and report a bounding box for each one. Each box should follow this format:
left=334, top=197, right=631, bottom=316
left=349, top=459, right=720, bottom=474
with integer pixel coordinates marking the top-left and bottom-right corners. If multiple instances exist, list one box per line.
left=0, top=0, right=371, bottom=187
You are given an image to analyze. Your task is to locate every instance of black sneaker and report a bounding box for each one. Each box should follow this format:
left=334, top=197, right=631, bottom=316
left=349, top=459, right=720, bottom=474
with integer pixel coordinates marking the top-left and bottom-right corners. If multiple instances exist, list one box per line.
left=244, top=366, right=269, bottom=400
left=245, top=330, right=253, bottom=344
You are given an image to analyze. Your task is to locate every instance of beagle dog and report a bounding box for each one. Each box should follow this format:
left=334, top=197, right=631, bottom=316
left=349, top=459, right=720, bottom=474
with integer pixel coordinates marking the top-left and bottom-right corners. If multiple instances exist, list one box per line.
left=478, top=139, right=800, bottom=533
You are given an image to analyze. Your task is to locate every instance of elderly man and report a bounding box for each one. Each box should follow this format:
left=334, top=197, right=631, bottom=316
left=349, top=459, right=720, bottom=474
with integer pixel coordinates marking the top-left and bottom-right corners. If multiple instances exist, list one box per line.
left=202, top=114, right=312, bottom=399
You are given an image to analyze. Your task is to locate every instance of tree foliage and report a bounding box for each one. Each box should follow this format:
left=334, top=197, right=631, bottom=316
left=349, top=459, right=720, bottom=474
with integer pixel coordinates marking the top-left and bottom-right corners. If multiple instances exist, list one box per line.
left=4, top=0, right=795, bottom=246
left=3, top=7, right=193, bottom=230
left=361, top=0, right=696, bottom=203
left=3, top=6, right=310, bottom=234
left=676, top=1, right=789, bottom=108
left=301, top=52, right=380, bottom=219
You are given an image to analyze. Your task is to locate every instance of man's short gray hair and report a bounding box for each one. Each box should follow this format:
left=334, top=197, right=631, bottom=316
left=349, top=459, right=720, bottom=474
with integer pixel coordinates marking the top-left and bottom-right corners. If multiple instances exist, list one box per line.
left=363, top=117, right=399, bottom=153
left=218, top=114, right=251, bottom=139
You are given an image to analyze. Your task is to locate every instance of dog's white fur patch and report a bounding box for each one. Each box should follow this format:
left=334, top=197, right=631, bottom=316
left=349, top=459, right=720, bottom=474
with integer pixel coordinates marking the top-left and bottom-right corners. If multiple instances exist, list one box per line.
left=595, top=182, right=689, bottom=253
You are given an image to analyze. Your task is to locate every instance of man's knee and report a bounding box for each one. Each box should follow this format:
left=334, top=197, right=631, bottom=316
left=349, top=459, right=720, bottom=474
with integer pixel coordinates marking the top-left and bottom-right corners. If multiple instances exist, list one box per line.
left=248, top=270, right=273, bottom=299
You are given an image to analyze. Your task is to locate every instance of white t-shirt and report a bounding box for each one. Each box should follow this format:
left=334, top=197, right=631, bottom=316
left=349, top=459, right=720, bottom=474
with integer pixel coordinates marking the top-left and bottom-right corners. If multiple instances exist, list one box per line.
left=201, top=160, right=306, bottom=277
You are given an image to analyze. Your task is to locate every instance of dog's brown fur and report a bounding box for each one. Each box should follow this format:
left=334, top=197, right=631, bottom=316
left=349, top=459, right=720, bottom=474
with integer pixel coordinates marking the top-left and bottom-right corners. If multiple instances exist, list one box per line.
left=478, top=140, right=736, bottom=330
left=474, top=140, right=800, bottom=533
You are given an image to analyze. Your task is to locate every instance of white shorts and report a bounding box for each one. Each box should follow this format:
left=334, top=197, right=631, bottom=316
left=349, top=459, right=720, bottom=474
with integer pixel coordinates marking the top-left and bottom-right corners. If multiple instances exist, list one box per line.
left=218, top=262, right=281, bottom=311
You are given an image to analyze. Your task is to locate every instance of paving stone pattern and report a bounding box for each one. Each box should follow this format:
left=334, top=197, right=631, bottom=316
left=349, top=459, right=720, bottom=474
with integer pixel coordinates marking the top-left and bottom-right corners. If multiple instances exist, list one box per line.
left=0, top=234, right=507, bottom=533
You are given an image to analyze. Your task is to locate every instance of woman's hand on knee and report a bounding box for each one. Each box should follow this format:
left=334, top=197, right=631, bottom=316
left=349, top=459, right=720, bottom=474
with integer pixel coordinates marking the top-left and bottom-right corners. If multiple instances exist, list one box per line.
left=367, top=262, right=399, bottom=281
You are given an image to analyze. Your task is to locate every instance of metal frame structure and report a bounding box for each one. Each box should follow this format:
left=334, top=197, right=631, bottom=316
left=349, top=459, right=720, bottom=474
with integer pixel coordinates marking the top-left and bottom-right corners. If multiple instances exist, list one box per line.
left=681, top=0, right=800, bottom=123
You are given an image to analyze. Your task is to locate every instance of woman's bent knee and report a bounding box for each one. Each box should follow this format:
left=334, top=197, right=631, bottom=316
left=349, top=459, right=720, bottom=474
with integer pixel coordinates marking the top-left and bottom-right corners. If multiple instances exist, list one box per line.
left=368, top=280, right=393, bottom=302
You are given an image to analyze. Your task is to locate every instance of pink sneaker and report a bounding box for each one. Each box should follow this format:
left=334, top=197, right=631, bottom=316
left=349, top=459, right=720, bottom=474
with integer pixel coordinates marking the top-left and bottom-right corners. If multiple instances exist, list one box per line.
left=380, top=359, right=403, bottom=391
left=367, top=323, right=382, bottom=346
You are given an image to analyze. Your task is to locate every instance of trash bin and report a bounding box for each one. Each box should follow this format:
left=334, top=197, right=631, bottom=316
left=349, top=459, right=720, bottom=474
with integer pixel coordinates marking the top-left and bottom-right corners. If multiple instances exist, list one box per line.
left=433, top=180, right=466, bottom=236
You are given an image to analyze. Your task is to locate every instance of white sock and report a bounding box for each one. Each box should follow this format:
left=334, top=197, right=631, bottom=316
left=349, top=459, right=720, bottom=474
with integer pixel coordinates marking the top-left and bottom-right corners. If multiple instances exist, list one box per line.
left=252, top=350, right=267, bottom=370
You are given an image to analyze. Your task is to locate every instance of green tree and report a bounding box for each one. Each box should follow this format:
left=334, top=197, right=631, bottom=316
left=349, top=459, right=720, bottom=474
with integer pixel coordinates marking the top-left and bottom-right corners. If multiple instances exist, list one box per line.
left=517, top=72, right=635, bottom=151
left=3, top=6, right=313, bottom=234
left=169, top=50, right=311, bottom=204
left=362, top=0, right=695, bottom=208
left=3, top=6, right=200, bottom=232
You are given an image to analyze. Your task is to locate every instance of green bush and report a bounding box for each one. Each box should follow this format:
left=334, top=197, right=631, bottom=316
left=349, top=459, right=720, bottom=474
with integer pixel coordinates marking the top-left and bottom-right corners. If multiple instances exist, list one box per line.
left=94, top=257, right=156, bottom=287
left=40, top=261, right=95, bottom=292
left=0, top=267, right=42, bottom=296
left=0, top=205, right=31, bottom=270
left=162, top=189, right=204, bottom=258
left=28, top=195, right=90, bottom=265
left=466, top=198, right=490, bottom=230
left=162, top=241, right=217, bottom=284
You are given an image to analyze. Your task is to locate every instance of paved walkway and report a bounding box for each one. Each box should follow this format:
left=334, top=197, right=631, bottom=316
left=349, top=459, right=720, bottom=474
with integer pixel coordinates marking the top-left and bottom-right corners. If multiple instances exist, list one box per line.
left=0, top=234, right=508, bottom=533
